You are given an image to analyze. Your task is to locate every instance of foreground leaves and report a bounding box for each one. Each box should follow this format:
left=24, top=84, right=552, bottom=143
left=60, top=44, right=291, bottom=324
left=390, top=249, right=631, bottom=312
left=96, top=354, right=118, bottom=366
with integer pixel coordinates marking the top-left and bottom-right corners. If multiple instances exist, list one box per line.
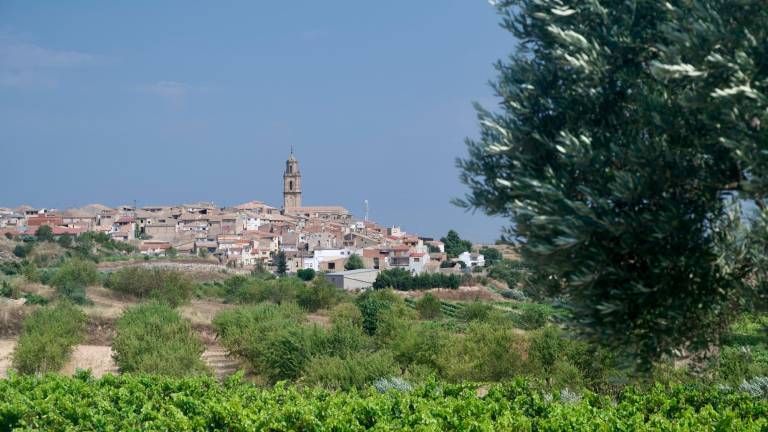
left=1, top=374, right=767, bottom=431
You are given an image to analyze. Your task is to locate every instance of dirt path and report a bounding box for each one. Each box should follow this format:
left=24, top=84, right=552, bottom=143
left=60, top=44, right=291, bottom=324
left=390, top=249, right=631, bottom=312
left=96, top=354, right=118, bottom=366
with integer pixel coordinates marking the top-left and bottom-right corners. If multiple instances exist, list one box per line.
left=0, top=338, right=17, bottom=377
left=60, top=345, right=119, bottom=378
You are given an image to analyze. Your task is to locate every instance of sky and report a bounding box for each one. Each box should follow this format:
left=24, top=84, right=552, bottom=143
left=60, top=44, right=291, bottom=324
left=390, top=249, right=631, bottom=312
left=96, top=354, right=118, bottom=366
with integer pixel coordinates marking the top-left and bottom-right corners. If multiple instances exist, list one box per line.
left=0, top=1, right=514, bottom=242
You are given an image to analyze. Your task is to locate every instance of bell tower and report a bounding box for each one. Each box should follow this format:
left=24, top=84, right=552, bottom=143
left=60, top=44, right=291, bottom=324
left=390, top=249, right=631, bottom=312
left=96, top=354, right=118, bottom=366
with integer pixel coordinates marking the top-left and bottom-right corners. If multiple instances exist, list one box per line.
left=283, top=150, right=302, bottom=208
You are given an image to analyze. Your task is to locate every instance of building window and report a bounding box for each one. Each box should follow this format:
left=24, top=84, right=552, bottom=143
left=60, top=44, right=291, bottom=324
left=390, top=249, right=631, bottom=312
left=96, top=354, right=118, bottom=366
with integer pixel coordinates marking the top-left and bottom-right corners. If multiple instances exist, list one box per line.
left=328, top=262, right=336, bottom=270
left=290, top=180, right=293, bottom=191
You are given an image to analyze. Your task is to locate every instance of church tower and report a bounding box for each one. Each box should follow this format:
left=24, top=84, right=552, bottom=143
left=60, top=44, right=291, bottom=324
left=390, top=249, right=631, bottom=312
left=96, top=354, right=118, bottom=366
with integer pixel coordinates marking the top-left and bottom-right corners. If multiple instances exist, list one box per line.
left=283, top=151, right=302, bottom=208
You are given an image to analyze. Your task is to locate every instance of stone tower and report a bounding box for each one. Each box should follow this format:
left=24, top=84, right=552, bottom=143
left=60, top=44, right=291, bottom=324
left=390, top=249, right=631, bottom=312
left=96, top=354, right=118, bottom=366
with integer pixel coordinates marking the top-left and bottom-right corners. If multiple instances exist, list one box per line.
left=283, top=151, right=302, bottom=208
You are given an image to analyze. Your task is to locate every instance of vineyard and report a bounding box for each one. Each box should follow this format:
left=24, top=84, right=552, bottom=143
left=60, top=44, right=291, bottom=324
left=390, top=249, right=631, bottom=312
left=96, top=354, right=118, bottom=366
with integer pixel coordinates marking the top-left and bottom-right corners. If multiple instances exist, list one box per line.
left=1, top=374, right=767, bottom=431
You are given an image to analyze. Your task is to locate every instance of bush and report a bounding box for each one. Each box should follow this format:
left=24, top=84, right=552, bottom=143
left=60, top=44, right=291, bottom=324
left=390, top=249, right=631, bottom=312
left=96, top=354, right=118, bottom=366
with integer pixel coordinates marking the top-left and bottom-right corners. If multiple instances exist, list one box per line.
left=56, top=234, right=73, bottom=248
left=50, top=258, right=99, bottom=289
left=355, top=289, right=402, bottom=335
left=214, top=303, right=377, bottom=385
left=479, top=247, right=502, bottom=266
left=112, top=303, right=207, bottom=376
left=21, top=261, right=40, bottom=283
left=303, top=350, right=399, bottom=390
left=23, top=293, right=49, bottom=305
left=415, top=294, right=442, bottom=320
left=50, top=259, right=99, bottom=304
left=296, top=278, right=344, bottom=312
left=344, top=254, right=364, bottom=271
left=0, top=280, right=19, bottom=299
left=226, top=276, right=303, bottom=305
left=330, top=302, right=364, bottom=327
left=13, top=244, right=32, bottom=258
left=105, top=267, right=193, bottom=307
left=297, top=268, right=316, bottom=281
left=213, top=303, right=306, bottom=382
left=513, top=304, right=549, bottom=330
left=739, top=376, right=768, bottom=399
left=437, top=322, right=525, bottom=382
left=458, top=301, right=494, bottom=322
left=35, top=225, right=54, bottom=242
left=12, top=303, right=86, bottom=374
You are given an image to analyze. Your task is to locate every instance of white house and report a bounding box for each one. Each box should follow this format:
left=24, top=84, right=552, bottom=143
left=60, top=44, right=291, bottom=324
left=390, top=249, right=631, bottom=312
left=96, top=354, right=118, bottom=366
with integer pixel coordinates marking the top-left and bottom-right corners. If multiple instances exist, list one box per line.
left=408, top=252, right=431, bottom=274
left=458, top=251, right=485, bottom=269
left=302, top=248, right=352, bottom=271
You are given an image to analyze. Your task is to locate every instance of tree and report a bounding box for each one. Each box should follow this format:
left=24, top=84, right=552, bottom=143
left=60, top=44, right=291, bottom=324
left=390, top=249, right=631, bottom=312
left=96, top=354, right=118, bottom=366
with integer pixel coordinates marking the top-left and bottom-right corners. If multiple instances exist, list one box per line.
left=457, top=0, right=765, bottom=367
left=275, top=251, right=287, bottom=275
left=297, top=268, right=316, bottom=281
left=344, top=253, right=364, bottom=271
left=479, top=247, right=502, bottom=266
left=35, top=225, right=54, bottom=242
left=415, top=293, right=442, bottom=320
left=56, top=234, right=73, bottom=248
left=440, top=230, right=472, bottom=258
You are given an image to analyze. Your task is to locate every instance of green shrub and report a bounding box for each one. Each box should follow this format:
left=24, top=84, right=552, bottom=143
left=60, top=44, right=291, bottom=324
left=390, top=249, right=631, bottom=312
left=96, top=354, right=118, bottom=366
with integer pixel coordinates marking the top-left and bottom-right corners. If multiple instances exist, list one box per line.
left=437, top=322, right=525, bottom=382
left=13, top=243, right=33, bottom=258
left=227, top=276, right=303, bottom=304
left=330, top=302, right=364, bottom=327
left=719, top=347, right=760, bottom=385
left=303, top=350, right=399, bottom=390
left=105, top=267, right=193, bottom=307
left=297, top=268, right=316, bottom=281
left=50, top=258, right=99, bottom=303
left=214, top=303, right=376, bottom=385
left=35, top=225, right=54, bottom=242
left=385, top=322, right=449, bottom=372
left=355, top=289, right=403, bottom=335
left=0, top=280, right=19, bottom=299
left=213, top=303, right=307, bottom=382
left=12, top=303, right=86, bottom=374
left=112, top=303, right=207, bottom=376
left=296, top=278, right=344, bottom=312
left=23, top=293, right=49, bottom=305
left=513, top=304, right=549, bottom=330
left=344, top=254, right=364, bottom=271
left=458, top=301, right=494, bottom=322
left=56, top=234, right=73, bottom=248
left=415, top=294, right=442, bottom=320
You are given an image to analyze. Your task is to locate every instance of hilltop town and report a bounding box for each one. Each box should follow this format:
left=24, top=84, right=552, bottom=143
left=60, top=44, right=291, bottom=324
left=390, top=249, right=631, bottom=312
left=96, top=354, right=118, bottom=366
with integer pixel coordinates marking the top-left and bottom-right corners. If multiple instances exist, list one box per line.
left=0, top=153, right=489, bottom=287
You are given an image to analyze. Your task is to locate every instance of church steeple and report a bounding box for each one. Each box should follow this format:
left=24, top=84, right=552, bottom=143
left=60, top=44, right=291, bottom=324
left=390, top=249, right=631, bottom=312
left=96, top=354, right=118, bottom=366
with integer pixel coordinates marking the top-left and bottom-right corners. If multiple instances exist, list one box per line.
left=283, top=151, right=302, bottom=208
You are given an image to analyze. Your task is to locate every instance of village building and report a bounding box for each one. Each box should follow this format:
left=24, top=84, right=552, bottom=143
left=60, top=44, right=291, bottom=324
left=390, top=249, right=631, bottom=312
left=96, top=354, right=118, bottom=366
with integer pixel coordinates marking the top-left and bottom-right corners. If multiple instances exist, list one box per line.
left=325, top=269, right=379, bottom=291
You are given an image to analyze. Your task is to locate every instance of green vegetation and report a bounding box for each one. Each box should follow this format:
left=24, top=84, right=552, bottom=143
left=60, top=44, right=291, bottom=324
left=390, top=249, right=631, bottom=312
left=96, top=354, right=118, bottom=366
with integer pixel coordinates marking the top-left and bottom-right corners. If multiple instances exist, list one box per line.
left=456, top=0, right=768, bottom=367
left=49, top=258, right=99, bottom=304
left=440, top=229, right=472, bottom=258
left=275, top=251, right=287, bottom=275
left=1, top=375, right=765, bottom=431
left=415, top=293, right=442, bottom=320
left=344, top=253, right=364, bottom=270
left=11, top=303, right=86, bottom=374
left=296, top=267, right=315, bottom=281
left=296, top=278, right=346, bottom=312
left=478, top=246, right=502, bottom=266
left=112, top=303, right=207, bottom=377
left=105, top=267, right=194, bottom=307
left=373, top=268, right=460, bottom=290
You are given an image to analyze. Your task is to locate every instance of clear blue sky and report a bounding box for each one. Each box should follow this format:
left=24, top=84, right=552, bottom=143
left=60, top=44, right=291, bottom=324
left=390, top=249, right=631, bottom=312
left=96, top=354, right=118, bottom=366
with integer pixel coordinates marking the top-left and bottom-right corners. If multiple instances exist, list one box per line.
left=0, top=1, right=513, bottom=242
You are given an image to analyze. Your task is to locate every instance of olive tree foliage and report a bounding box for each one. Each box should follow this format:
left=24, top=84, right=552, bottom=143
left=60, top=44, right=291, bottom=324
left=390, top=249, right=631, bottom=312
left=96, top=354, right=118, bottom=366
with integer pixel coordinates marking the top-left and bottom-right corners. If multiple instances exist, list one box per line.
left=457, top=0, right=767, bottom=367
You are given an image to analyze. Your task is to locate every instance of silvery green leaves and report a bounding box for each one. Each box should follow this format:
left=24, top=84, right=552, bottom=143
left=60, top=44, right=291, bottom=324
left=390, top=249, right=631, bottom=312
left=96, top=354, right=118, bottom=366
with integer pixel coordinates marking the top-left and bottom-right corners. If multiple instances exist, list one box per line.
left=458, top=0, right=762, bottom=367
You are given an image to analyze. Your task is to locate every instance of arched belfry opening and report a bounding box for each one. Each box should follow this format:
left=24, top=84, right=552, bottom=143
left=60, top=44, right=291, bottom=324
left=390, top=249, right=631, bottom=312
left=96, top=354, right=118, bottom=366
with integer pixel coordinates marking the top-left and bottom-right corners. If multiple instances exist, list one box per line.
left=283, top=151, right=302, bottom=208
